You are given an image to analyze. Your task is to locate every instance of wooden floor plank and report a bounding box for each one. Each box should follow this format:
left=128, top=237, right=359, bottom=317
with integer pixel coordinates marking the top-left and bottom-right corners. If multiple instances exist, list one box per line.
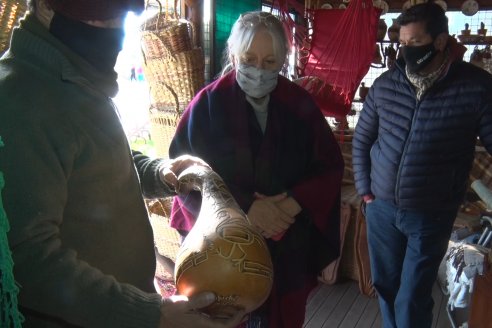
left=304, top=283, right=349, bottom=328
left=304, top=281, right=452, bottom=328
left=307, top=283, right=323, bottom=302
left=371, top=311, right=382, bottom=328
left=354, top=297, right=380, bottom=328
left=432, top=282, right=444, bottom=328
left=321, top=282, right=360, bottom=327
left=339, top=292, right=371, bottom=328
left=435, top=302, right=452, bottom=328
left=305, top=283, right=337, bottom=323
left=305, top=284, right=324, bottom=318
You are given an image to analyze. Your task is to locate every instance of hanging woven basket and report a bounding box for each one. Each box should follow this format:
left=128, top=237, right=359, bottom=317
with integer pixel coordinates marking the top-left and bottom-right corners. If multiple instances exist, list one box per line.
left=140, top=0, right=204, bottom=107
left=140, top=0, right=205, bottom=157
left=141, top=0, right=195, bottom=58
left=141, top=13, right=194, bottom=58
left=147, top=81, right=182, bottom=159
left=142, top=47, right=204, bottom=107
left=0, top=0, right=27, bottom=55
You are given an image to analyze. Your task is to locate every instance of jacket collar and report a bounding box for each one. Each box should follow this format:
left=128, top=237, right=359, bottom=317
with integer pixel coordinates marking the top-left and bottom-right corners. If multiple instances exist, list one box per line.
left=8, top=14, right=119, bottom=98
left=446, top=36, right=467, bottom=63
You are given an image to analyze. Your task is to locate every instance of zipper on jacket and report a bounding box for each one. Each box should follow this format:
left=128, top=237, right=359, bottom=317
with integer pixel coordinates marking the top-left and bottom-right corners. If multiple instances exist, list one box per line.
left=392, top=58, right=456, bottom=206
left=393, top=65, right=421, bottom=206
left=394, top=100, right=420, bottom=206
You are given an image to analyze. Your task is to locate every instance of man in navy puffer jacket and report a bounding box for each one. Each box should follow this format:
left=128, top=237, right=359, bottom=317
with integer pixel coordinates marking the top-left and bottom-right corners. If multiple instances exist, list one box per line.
left=353, top=3, right=492, bottom=328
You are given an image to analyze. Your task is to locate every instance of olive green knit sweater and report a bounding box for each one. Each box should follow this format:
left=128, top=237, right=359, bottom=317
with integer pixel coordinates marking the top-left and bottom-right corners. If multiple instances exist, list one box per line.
left=0, top=14, right=173, bottom=327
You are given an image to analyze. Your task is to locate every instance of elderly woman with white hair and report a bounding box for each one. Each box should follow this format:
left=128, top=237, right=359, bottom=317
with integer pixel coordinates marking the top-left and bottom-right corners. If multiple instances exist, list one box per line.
left=169, top=11, right=344, bottom=327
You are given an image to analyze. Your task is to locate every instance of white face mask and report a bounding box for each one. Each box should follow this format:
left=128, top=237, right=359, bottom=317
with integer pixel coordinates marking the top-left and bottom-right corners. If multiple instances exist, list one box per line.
left=235, top=64, right=279, bottom=98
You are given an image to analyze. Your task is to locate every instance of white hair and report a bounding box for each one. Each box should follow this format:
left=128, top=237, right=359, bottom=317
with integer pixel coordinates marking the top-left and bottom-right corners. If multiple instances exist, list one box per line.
left=221, top=11, right=290, bottom=76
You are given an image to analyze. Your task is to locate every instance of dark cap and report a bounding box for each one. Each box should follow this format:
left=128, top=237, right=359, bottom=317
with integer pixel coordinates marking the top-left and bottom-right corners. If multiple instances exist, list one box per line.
left=46, top=0, right=145, bottom=21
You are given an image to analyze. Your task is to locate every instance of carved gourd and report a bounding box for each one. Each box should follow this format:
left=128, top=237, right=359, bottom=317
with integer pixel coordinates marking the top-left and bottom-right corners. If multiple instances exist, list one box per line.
left=174, top=166, right=273, bottom=319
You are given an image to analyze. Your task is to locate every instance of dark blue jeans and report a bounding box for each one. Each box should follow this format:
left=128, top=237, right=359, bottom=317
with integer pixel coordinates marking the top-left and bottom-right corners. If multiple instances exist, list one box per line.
left=365, top=199, right=456, bottom=328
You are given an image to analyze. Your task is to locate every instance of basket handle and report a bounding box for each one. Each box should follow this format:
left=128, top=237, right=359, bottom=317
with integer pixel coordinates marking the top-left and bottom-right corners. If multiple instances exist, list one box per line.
left=163, top=0, right=180, bottom=21
left=144, top=0, right=180, bottom=30
left=185, top=20, right=197, bottom=49
left=173, top=0, right=180, bottom=19
left=143, top=0, right=162, bottom=31
left=158, top=81, right=181, bottom=115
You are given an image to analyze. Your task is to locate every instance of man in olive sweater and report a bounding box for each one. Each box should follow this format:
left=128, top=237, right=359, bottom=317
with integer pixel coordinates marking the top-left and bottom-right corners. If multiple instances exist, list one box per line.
left=0, top=0, right=244, bottom=327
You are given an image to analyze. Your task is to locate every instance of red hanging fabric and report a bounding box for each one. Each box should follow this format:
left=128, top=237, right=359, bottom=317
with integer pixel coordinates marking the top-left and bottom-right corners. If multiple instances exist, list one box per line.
left=271, top=0, right=307, bottom=57
left=297, top=0, right=380, bottom=118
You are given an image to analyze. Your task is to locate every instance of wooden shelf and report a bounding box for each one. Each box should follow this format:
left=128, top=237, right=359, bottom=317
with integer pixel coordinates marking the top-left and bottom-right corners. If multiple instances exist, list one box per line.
left=377, top=40, right=400, bottom=44
left=263, top=0, right=492, bottom=12
left=309, top=0, right=492, bottom=12
left=460, top=41, right=492, bottom=46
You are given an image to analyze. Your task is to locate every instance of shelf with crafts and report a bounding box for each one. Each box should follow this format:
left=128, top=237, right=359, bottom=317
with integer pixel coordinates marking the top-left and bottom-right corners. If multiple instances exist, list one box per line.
left=370, top=41, right=399, bottom=69
left=373, top=18, right=401, bottom=69
left=457, top=23, right=492, bottom=45
left=460, top=40, right=492, bottom=46
left=457, top=37, right=492, bottom=46
left=457, top=23, right=492, bottom=73
left=466, top=44, right=492, bottom=73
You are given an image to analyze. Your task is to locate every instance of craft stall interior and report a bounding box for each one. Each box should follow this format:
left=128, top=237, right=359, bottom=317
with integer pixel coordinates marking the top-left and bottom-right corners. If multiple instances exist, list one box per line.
left=135, top=0, right=492, bottom=325
left=1, top=0, right=492, bottom=327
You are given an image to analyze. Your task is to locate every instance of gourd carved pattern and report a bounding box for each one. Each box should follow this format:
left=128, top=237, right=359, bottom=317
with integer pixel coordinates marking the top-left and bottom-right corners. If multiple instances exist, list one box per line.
left=174, top=166, right=273, bottom=319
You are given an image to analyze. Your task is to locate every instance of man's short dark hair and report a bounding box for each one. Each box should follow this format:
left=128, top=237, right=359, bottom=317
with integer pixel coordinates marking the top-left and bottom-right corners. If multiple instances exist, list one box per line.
left=397, top=2, right=449, bottom=39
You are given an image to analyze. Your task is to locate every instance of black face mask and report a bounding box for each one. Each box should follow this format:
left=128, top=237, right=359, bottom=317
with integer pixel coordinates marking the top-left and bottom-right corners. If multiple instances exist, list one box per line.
left=49, top=12, right=125, bottom=74
left=401, top=43, right=438, bottom=73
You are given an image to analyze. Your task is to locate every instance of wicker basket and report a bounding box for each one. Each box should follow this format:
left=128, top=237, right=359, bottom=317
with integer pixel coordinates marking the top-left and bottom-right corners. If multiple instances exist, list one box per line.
left=147, top=198, right=181, bottom=278
left=141, top=0, right=204, bottom=107
left=141, top=0, right=204, bottom=154
left=143, top=48, right=204, bottom=107
left=149, top=106, right=182, bottom=158
left=0, top=0, right=27, bottom=55
left=469, top=148, right=492, bottom=189
left=147, top=81, right=182, bottom=158
left=141, top=0, right=194, bottom=58
left=142, top=16, right=193, bottom=57
left=334, top=131, right=355, bottom=185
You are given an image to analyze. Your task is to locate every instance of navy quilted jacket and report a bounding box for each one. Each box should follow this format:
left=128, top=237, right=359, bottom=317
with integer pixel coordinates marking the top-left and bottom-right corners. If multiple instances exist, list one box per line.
left=353, top=57, right=492, bottom=210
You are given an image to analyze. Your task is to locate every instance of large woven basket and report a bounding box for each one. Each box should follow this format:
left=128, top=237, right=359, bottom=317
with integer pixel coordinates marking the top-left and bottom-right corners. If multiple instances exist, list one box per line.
left=142, top=15, right=194, bottom=58
left=141, top=0, right=194, bottom=57
left=469, top=147, right=492, bottom=189
left=334, top=130, right=355, bottom=185
left=147, top=81, right=182, bottom=158
left=141, top=0, right=204, bottom=155
left=147, top=198, right=180, bottom=262
left=141, top=0, right=203, bottom=107
left=0, top=0, right=27, bottom=55
left=143, top=48, right=204, bottom=107
left=149, top=105, right=182, bottom=158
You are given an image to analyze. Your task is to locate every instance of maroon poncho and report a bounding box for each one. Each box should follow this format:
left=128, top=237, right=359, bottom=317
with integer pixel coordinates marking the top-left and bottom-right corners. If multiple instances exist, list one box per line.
left=169, top=70, right=344, bottom=327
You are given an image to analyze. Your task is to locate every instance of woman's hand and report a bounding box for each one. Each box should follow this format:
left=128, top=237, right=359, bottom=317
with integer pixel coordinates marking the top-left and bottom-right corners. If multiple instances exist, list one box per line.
left=159, top=155, right=211, bottom=192
left=273, top=196, right=302, bottom=218
left=159, top=292, right=245, bottom=328
left=247, top=193, right=295, bottom=238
